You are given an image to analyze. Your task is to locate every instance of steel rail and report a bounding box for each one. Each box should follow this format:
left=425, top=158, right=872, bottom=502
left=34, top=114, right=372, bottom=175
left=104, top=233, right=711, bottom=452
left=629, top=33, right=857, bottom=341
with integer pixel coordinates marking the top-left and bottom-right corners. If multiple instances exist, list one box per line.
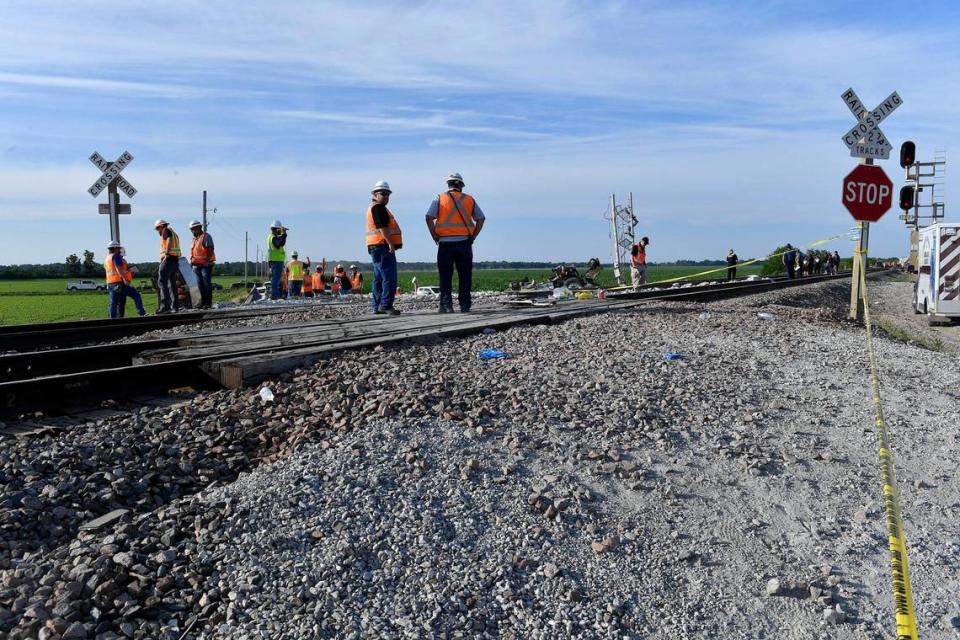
left=0, top=272, right=867, bottom=417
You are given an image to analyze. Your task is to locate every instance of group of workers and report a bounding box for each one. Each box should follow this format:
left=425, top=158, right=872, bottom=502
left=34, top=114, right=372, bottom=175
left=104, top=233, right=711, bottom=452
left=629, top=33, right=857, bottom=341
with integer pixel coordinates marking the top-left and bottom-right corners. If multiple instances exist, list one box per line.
left=103, top=171, right=486, bottom=318
left=104, top=219, right=215, bottom=318
left=265, top=172, right=485, bottom=314
left=781, top=245, right=842, bottom=279
left=272, top=253, right=365, bottom=299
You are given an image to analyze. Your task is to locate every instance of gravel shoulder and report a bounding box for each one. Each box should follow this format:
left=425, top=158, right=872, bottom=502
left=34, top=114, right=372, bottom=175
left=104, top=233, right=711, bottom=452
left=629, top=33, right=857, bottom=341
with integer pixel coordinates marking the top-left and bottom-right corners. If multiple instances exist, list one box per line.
left=2, top=277, right=959, bottom=639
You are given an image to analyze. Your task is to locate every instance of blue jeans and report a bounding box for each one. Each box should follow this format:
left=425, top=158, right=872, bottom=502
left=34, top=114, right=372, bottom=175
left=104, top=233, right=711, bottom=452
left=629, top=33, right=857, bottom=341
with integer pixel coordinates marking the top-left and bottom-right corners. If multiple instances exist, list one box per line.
left=108, top=283, right=146, bottom=319
left=158, top=257, right=180, bottom=311
left=288, top=280, right=303, bottom=298
left=437, top=240, right=473, bottom=311
left=193, top=265, right=213, bottom=306
left=369, top=245, right=397, bottom=312
left=269, top=261, right=284, bottom=299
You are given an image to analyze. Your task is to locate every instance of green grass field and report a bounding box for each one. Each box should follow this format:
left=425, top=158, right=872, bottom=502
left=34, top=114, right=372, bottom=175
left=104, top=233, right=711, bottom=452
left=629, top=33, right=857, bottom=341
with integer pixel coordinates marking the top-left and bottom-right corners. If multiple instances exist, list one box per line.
left=0, top=264, right=763, bottom=325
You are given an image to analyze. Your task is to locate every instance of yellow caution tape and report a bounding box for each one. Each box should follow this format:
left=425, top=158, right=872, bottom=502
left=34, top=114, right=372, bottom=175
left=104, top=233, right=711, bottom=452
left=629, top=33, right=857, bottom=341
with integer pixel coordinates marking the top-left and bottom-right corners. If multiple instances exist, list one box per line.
left=859, top=266, right=919, bottom=640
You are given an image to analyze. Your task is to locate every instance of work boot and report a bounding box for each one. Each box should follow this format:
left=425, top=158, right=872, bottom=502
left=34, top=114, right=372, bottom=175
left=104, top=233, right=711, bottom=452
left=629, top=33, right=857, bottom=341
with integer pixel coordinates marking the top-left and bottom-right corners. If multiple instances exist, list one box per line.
left=384, top=308, right=401, bottom=316
left=156, top=308, right=171, bottom=315
left=438, top=306, right=450, bottom=314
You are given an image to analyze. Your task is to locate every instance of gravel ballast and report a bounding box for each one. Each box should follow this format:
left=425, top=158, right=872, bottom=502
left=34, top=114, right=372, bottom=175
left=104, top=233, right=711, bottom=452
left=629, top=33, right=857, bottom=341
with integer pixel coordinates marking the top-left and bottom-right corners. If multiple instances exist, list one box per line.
left=2, top=276, right=959, bottom=639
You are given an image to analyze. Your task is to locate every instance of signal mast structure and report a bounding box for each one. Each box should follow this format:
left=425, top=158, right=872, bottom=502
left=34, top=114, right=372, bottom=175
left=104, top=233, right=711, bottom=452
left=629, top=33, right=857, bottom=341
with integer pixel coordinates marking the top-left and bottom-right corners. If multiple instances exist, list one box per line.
left=605, top=193, right=637, bottom=286
left=897, top=141, right=946, bottom=271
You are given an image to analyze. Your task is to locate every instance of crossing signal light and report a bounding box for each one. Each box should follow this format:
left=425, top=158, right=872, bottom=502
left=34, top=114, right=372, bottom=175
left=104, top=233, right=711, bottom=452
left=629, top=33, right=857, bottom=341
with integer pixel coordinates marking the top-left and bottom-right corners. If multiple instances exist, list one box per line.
left=899, top=185, right=915, bottom=211
left=900, top=141, right=916, bottom=168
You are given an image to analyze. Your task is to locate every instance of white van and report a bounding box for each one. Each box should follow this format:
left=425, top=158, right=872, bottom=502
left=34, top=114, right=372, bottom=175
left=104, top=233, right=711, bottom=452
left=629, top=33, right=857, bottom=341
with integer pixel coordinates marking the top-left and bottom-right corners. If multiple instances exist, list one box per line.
left=914, top=223, right=960, bottom=324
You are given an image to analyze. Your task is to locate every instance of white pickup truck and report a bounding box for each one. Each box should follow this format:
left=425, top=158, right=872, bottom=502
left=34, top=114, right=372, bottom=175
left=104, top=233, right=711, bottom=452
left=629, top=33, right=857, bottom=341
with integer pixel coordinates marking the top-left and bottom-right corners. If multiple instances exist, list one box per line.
left=66, top=280, right=105, bottom=292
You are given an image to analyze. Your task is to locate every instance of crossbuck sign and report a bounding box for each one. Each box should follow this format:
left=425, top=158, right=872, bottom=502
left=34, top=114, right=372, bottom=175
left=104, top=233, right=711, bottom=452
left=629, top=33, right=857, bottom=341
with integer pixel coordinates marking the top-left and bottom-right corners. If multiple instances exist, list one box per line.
left=840, top=89, right=902, bottom=160
left=88, top=151, right=137, bottom=198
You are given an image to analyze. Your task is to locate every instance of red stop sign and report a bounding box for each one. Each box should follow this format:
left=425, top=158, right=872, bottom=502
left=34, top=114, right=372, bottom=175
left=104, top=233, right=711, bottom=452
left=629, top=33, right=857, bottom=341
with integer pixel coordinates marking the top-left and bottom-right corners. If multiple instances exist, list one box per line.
left=842, top=164, right=893, bottom=222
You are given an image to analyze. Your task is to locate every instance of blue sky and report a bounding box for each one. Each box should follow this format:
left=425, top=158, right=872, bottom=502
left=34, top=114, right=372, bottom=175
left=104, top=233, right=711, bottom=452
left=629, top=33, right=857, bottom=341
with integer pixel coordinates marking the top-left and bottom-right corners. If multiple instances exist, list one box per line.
left=1, top=0, right=958, bottom=265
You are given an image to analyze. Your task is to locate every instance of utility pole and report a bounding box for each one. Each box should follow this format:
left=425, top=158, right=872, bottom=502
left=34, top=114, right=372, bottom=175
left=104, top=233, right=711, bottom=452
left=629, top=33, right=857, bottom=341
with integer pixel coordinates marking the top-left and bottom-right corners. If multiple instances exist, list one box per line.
left=202, top=190, right=208, bottom=232
left=244, top=231, right=249, bottom=287
left=608, top=194, right=621, bottom=285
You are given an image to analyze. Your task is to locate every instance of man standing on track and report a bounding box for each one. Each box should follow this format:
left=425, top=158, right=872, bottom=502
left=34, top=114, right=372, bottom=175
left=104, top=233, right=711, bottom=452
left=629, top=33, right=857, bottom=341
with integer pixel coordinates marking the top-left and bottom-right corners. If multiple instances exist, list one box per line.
left=154, top=219, right=181, bottom=314
left=286, top=251, right=310, bottom=299
left=366, top=181, right=402, bottom=315
left=726, top=249, right=738, bottom=281
left=267, top=220, right=288, bottom=300
left=782, top=244, right=797, bottom=279
left=630, top=236, right=649, bottom=289
left=425, top=172, right=485, bottom=313
left=188, top=220, right=216, bottom=309
left=105, top=241, right=146, bottom=318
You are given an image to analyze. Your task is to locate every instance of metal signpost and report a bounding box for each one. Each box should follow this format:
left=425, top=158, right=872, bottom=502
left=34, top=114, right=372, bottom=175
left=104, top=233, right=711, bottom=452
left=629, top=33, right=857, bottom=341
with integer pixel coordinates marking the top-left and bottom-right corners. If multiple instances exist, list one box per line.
left=841, top=89, right=900, bottom=320
left=88, top=151, right=137, bottom=243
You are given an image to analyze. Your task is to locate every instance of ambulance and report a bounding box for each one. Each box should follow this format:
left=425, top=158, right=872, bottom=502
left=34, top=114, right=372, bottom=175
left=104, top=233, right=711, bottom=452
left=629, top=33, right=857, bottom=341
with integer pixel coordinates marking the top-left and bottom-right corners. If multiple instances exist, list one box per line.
left=914, top=223, right=960, bottom=324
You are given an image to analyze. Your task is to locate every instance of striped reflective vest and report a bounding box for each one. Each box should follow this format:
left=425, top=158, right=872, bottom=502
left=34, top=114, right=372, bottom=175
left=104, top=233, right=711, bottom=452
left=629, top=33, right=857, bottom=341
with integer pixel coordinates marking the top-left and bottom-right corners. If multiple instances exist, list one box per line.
left=160, top=228, right=181, bottom=258
left=312, top=273, right=324, bottom=291
left=288, top=260, right=304, bottom=281
left=435, top=191, right=476, bottom=237
left=104, top=256, right=128, bottom=285
left=190, top=233, right=216, bottom=265
left=267, top=232, right=286, bottom=262
left=365, top=205, right=402, bottom=247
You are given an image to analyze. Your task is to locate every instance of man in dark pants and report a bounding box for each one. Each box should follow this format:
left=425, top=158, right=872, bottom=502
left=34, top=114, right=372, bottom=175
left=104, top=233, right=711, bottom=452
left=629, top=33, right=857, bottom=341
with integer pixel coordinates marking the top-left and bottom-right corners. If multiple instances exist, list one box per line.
left=425, top=172, right=486, bottom=313
left=366, top=181, right=402, bottom=315
left=782, top=244, right=797, bottom=280
left=188, top=220, right=216, bottom=308
left=267, top=220, right=287, bottom=300
left=154, top=219, right=182, bottom=314
left=726, top=249, right=738, bottom=281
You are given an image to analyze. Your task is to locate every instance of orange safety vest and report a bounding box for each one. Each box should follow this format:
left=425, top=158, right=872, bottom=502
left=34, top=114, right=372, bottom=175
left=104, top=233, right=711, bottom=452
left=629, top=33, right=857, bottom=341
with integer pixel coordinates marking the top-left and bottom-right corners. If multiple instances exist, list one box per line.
left=302, top=274, right=312, bottom=292
left=190, top=233, right=216, bottom=265
left=365, top=205, right=403, bottom=247
left=351, top=272, right=363, bottom=290
left=631, top=243, right=646, bottom=266
left=104, top=255, right=128, bottom=285
left=435, top=191, right=476, bottom=237
left=160, top=228, right=181, bottom=258
left=312, top=273, right=324, bottom=291
left=332, top=280, right=340, bottom=294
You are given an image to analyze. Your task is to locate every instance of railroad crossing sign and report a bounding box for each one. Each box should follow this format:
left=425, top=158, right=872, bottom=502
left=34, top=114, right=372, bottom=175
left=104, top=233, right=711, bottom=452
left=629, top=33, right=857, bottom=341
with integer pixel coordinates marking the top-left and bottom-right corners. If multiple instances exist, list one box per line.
left=843, top=164, right=893, bottom=222
left=840, top=88, right=902, bottom=160
left=88, top=150, right=136, bottom=243
left=88, top=151, right=137, bottom=198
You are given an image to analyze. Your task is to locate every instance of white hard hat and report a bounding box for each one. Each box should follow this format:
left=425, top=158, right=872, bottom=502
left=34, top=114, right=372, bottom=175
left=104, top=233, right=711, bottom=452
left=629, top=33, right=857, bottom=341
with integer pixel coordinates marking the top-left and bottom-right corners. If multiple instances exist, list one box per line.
left=349, top=264, right=357, bottom=269
left=291, top=251, right=298, bottom=258
left=154, top=218, right=168, bottom=228
left=107, top=241, right=122, bottom=249
left=446, top=172, right=464, bottom=184
left=270, top=220, right=284, bottom=229
left=372, top=180, right=392, bottom=194
left=189, top=220, right=203, bottom=229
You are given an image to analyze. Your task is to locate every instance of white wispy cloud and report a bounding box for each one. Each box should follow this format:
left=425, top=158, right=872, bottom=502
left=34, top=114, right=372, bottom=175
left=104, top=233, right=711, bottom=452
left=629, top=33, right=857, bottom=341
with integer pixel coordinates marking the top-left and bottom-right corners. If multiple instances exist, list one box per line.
left=0, top=72, right=208, bottom=99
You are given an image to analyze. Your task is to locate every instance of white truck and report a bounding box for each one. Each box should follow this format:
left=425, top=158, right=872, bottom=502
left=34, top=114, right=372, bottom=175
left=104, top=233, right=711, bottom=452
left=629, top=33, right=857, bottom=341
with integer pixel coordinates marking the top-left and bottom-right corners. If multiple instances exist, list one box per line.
left=66, top=280, right=105, bottom=292
left=914, top=223, right=960, bottom=324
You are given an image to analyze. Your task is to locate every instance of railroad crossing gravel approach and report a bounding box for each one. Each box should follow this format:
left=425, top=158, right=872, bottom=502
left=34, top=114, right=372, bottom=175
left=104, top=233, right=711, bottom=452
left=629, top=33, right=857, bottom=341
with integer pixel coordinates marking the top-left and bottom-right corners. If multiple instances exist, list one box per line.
left=2, top=276, right=959, bottom=639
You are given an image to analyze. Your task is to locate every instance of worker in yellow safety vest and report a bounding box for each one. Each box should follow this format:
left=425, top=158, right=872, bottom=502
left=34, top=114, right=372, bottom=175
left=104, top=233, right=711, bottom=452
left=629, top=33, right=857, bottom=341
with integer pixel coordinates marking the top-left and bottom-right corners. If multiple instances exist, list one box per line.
left=286, top=251, right=310, bottom=299
left=105, top=241, right=146, bottom=318
left=267, top=220, right=288, bottom=300
left=155, top=219, right=182, bottom=314
left=425, top=172, right=485, bottom=313
left=366, top=180, right=402, bottom=315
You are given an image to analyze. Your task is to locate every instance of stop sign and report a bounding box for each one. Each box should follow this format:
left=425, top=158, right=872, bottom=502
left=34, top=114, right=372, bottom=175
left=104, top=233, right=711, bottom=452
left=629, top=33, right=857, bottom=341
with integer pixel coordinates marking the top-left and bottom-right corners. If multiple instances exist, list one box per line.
left=842, top=164, right=893, bottom=222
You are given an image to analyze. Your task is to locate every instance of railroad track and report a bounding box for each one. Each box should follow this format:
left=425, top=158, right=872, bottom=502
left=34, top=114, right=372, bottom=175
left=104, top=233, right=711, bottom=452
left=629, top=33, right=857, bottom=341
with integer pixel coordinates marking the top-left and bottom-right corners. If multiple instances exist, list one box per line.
left=0, top=273, right=858, bottom=418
